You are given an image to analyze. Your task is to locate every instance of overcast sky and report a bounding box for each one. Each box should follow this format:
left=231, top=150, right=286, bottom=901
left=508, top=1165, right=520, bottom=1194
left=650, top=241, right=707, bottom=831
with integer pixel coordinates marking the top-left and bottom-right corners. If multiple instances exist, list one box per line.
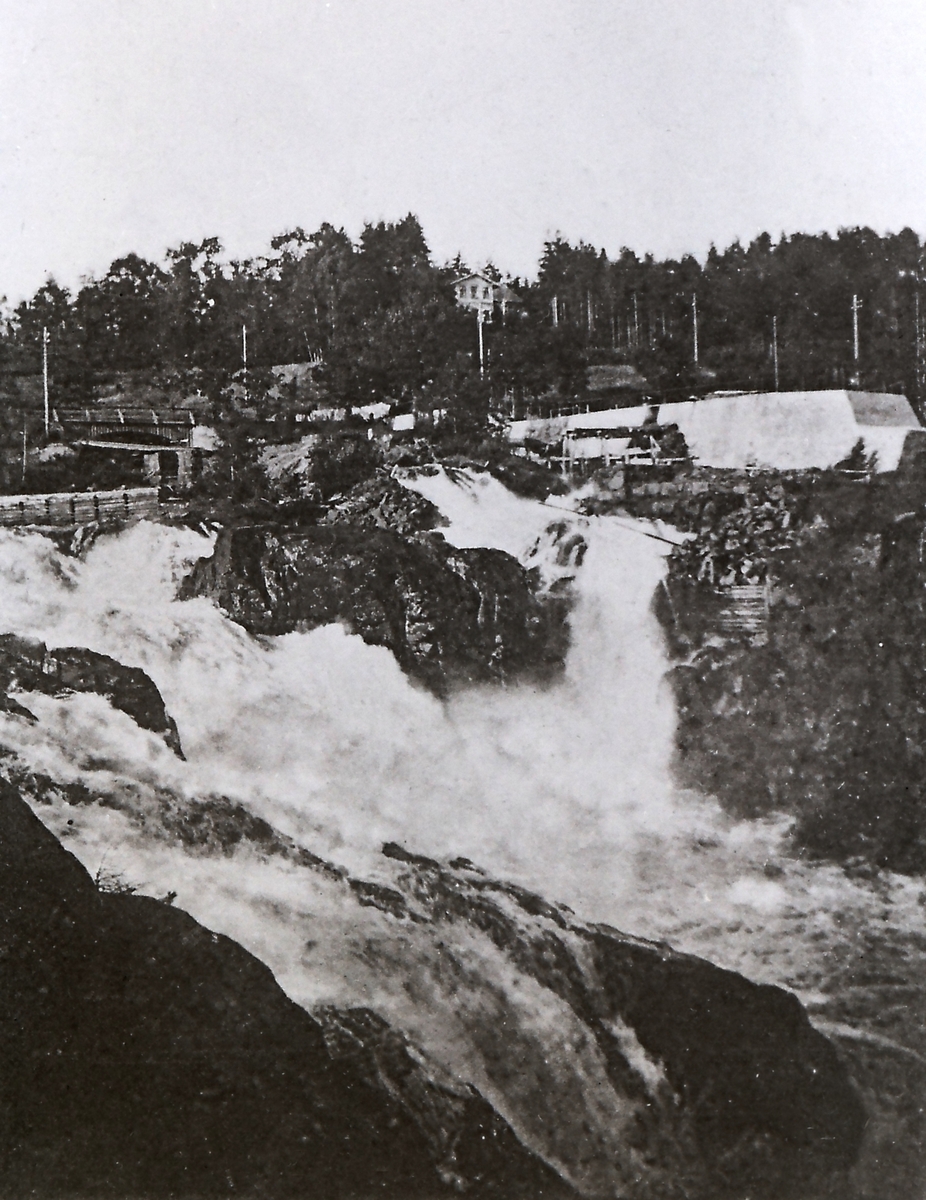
left=2, top=0, right=926, bottom=302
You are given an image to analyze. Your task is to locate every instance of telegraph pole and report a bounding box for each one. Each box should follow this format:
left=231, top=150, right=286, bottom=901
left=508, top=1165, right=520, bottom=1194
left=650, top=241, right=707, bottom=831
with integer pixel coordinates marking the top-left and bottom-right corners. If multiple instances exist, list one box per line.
left=241, top=324, right=248, bottom=400
left=692, top=294, right=699, bottom=366
left=852, top=294, right=860, bottom=366
left=42, top=327, right=49, bottom=435
left=477, top=310, right=485, bottom=377
left=772, top=315, right=780, bottom=391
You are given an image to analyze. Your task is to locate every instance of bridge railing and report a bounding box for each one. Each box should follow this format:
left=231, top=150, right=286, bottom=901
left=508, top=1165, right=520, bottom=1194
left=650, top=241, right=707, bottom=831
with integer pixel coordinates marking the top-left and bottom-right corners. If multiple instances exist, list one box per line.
left=56, top=408, right=197, bottom=447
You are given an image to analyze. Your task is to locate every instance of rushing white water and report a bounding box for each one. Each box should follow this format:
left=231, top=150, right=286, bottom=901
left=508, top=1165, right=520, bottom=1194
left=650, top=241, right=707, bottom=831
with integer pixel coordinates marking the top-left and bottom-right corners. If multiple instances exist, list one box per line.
left=0, top=478, right=680, bottom=890
left=0, top=475, right=920, bottom=970
left=0, top=475, right=718, bottom=919
left=0, top=470, right=923, bottom=1193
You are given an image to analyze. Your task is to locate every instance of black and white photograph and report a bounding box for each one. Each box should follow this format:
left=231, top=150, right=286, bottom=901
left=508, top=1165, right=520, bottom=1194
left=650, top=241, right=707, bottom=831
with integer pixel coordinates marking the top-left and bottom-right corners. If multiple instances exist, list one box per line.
left=0, top=1, right=925, bottom=1196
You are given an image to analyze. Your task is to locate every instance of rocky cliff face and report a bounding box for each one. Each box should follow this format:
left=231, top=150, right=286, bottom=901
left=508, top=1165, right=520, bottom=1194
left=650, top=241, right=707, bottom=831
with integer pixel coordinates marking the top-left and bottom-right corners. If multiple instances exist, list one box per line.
left=657, top=503, right=926, bottom=873
left=182, top=522, right=569, bottom=694
left=0, top=779, right=574, bottom=1199
left=7, top=751, right=866, bottom=1200
left=320, top=470, right=447, bottom=535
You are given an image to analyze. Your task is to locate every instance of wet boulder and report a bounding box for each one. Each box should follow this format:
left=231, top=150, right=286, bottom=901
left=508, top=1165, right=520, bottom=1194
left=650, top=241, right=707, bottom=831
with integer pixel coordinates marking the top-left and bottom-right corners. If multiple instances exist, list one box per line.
left=182, top=523, right=569, bottom=695
left=0, top=634, right=183, bottom=756
left=369, top=842, right=866, bottom=1199
left=0, top=780, right=573, bottom=1199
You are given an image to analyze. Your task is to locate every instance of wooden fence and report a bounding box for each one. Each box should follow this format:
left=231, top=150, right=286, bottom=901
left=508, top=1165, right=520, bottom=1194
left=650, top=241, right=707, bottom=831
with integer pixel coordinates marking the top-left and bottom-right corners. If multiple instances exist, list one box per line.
left=0, top=488, right=159, bottom=528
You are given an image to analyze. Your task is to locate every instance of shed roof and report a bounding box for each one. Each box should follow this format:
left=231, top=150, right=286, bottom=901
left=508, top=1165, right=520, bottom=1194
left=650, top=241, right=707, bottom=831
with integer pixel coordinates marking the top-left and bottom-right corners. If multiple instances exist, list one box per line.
left=845, top=391, right=920, bottom=427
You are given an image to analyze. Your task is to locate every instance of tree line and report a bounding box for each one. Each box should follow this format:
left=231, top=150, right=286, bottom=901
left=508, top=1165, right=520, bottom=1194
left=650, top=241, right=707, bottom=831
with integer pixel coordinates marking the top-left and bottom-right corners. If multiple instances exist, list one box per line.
left=3, top=216, right=926, bottom=416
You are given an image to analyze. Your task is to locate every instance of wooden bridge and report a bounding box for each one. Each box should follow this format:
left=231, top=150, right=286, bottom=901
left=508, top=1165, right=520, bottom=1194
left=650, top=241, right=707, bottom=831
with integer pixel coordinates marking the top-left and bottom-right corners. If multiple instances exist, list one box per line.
left=56, top=407, right=197, bottom=447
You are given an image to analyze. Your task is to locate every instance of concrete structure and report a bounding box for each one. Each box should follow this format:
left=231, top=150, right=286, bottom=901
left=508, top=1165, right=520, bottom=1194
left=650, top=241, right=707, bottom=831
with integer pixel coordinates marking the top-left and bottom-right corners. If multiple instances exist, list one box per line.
left=73, top=441, right=201, bottom=491
left=508, top=390, right=926, bottom=473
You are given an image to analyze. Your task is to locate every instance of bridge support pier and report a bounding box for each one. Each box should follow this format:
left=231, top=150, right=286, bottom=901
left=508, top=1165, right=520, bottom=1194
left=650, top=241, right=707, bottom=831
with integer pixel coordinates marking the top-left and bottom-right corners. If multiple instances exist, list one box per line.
left=175, top=449, right=194, bottom=491
left=143, top=453, right=160, bottom=484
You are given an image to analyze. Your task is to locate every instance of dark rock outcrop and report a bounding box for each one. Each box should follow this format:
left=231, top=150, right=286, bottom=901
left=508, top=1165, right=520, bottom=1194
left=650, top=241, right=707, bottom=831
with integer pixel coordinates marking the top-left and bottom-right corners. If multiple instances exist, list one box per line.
left=0, top=633, right=183, bottom=756
left=374, top=843, right=866, bottom=1199
left=0, top=780, right=573, bottom=1199
left=321, top=470, right=446, bottom=535
left=6, top=755, right=866, bottom=1198
left=182, top=523, right=568, bottom=694
left=315, top=1007, right=575, bottom=1195
left=658, top=500, right=926, bottom=872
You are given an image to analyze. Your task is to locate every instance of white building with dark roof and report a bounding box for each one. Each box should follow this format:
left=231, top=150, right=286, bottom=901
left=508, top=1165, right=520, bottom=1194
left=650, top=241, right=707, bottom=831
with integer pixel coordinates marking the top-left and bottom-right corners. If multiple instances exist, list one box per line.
left=453, top=272, right=518, bottom=318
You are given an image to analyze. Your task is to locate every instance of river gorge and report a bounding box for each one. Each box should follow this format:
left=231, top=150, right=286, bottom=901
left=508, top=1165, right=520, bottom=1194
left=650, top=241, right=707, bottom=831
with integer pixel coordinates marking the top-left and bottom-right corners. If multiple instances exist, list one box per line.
left=0, top=469, right=920, bottom=1198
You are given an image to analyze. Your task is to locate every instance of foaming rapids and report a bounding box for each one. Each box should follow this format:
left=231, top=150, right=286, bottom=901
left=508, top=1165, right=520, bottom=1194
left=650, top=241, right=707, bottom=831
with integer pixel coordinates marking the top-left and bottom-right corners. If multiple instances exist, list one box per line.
left=0, top=469, right=922, bottom=1150
left=0, top=476, right=713, bottom=920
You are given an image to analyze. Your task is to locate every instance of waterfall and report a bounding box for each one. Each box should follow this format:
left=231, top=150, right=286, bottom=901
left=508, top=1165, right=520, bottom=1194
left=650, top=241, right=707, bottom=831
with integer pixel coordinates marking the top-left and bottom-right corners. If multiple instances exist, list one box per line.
left=0, top=474, right=920, bottom=1194
left=0, top=475, right=913, bottom=970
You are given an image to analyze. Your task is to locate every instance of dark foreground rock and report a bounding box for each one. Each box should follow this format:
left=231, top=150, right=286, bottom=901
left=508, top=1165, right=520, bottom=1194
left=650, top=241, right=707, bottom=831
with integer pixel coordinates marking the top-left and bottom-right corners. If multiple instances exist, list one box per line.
left=3, top=747, right=867, bottom=1198
left=367, top=843, right=866, bottom=1199
left=182, top=523, right=569, bottom=694
left=0, top=781, right=573, bottom=1199
left=0, top=633, right=183, bottom=756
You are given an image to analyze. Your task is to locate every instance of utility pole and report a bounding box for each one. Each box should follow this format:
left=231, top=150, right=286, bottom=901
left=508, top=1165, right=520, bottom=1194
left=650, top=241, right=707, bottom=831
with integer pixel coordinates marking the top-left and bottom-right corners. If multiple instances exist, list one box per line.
left=241, top=324, right=248, bottom=401
left=633, top=292, right=640, bottom=346
left=551, top=296, right=559, bottom=327
left=42, top=327, right=49, bottom=436
left=852, top=294, right=860, bottom=366
left=477, top=310, right=485, bottom=378
left=692, top=294, right=699, bottom=366
left=586, top=291, right=593, bottom=336
left=772, top=315, right=780, bottom=391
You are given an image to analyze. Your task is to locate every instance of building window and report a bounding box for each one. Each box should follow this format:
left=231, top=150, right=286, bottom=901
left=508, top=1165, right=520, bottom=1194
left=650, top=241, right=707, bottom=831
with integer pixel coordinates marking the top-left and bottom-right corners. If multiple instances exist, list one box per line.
left=470, top=285, right=477, bottom=298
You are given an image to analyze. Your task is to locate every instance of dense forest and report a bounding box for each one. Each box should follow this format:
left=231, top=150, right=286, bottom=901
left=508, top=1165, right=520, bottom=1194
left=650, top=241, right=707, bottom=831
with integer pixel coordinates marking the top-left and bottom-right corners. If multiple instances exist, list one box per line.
left=3, top=216, right=926, bottom=416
